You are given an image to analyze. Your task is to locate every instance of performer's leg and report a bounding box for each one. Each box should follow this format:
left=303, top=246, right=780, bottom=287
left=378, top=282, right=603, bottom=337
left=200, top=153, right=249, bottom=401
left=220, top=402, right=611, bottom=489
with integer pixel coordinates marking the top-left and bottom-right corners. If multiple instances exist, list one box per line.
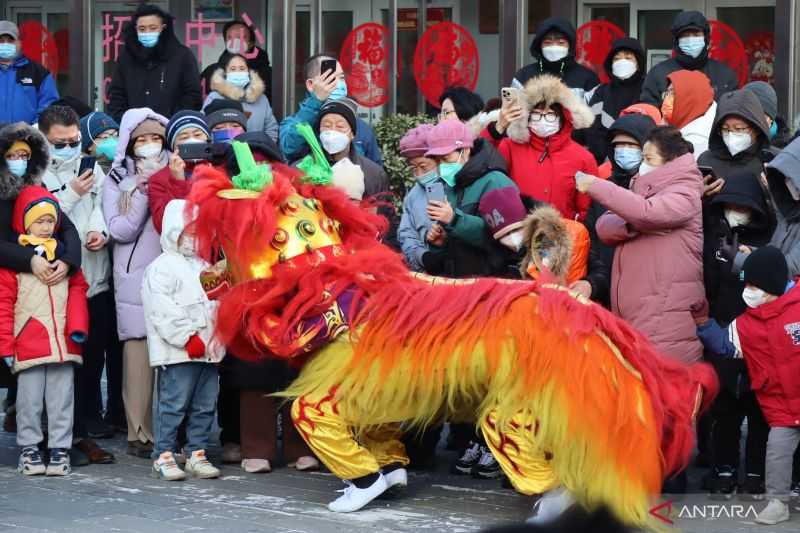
left=360, top=424, right=410, bottom=469
left=290, top=389, right=381, bottom=481
left=480, top=410, right=559, bottom=496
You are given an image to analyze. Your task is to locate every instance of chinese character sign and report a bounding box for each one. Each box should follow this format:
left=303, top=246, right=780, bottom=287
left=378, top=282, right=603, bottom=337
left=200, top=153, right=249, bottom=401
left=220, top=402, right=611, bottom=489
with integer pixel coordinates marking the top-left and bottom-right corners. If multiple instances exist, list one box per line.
left=414, top=22, right=479, bottom=107
left=340, top=23, right=394, bottom=108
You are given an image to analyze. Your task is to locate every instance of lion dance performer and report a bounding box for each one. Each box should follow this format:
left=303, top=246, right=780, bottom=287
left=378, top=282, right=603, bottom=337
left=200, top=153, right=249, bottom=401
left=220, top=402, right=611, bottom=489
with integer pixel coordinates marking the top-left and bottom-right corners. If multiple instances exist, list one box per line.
left=187, top=130, right=717, bottom=528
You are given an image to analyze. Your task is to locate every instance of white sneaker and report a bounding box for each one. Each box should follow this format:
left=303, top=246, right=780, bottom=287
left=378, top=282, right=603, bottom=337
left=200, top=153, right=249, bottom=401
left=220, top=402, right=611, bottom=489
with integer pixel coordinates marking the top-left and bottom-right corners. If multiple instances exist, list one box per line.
left=185, top=450, right=220, bottom=479
left=241, top=458, right=271, bottom=473
left=153, top=452, right=186, bottom=481
left=526, top=487, right=575, bottom=524
left=755, top=498, right=790, bottom=525
left=18, top=447, right=46, bottom=476
left=328, top=474, right=389, bottom=512
left=293, top=456, right=320, bottom=471
left=384, top=467, right=408, bottom=489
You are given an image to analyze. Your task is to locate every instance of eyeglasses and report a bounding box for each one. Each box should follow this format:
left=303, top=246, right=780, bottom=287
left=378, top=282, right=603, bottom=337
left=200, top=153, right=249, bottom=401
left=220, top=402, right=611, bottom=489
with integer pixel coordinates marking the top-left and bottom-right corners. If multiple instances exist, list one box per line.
left=6, top=152, right=30, bottom=161
left=95, top=131, right=117, bottom=141
left=438, top=109, right=457, bottom=120
left=720, top=126, right=753, bottom=135
left=51, top=139, right=81, bottom=150
left=530, top=111, right=559, bottom=123
left=662, top=88, right=675, bottom=100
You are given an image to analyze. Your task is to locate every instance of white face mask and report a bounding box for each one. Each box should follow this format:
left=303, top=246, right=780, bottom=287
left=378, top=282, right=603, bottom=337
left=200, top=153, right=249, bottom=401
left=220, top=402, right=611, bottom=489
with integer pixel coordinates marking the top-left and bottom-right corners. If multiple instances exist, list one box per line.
left=541, top=45, right=569, bottom=63
left=638, top=161, right=657, bottom=176
left=724, top=208, right=751, bottom=228
left=134, top=142, right=163, bottom=159
left=529, top=116, right=561, bottom=138
left=786, top=177, right=800, bottom=201
left=320, top=130, right=351, bottom=155
left=611, top=58, right=637, bottom=80
left=722, top=131, right=753, bottom=157
left=742, top=286, right=770, bottom=308
left=226, top=38, right=244, bottom=54
left=499, top=231, right=524, bottom=252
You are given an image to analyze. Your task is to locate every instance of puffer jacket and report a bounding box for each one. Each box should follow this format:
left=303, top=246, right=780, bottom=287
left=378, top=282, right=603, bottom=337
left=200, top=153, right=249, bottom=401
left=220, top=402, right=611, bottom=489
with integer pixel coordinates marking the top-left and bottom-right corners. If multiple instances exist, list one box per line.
left=107, top=4, right=201, bottom=121
left=513, top=17, right=600, bottom=99
left=697, top=89, right=771, bottom=180
left=640, top=11, right=739, bottom=105
left=42, top=156, right=110, bottom=299
left=102, top=108, right=169, bottom=341
left=482, top=74, right=597, bottom=221
left=203, top=69, right=278, bottom=141
left=589, top=153, right=705, bottom=363
left=585, top=38, right=647, bottom=164
left=0, top=186, right=89, bottom=373
left=397, top=180, right=449, bottom=272
left=0, top=55, right=59, bottom=124
left=766, top=138, right=800, bottom=277
left=0, top=123, right=82, bottom=275
left=142, top=200, right=224, bottom=367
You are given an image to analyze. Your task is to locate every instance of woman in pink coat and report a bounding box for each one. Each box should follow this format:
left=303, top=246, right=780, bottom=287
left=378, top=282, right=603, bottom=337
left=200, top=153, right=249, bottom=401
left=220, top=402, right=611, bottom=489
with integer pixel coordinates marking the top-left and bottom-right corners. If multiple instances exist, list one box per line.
left=576, top=126, right=705, bottom=364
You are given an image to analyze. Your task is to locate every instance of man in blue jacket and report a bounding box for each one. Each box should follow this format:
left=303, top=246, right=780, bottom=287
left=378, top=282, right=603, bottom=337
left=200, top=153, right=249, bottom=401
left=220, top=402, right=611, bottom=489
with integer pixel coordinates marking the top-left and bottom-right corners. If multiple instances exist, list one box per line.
left=279, top=54, right=382, bottom=166
left=0, top=21, right=59, bottom=125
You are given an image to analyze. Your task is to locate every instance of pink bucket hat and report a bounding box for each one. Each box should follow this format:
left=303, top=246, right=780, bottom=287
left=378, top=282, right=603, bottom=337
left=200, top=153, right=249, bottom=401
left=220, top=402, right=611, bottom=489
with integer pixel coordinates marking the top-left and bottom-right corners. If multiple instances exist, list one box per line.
left=425, top=119, right=474, bottom=157
left=399, top=124, right=435, bottom=159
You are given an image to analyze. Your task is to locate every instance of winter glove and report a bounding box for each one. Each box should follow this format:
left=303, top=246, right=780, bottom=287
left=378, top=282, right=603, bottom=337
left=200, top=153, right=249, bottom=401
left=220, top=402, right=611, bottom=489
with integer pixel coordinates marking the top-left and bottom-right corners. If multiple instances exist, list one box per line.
left=715, top=232, right=739, bottom=265
left=185, top=334, right=206, bottom=359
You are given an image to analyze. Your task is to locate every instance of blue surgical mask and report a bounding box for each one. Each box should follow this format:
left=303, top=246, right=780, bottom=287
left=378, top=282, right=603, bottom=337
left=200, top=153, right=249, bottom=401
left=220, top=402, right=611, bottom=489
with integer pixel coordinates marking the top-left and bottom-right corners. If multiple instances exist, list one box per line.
left=6, top=158, right=27, bottom=177
left=614, top=146, right=643, bottom=171
left=770, top=121, right=778, bottom=140
left=438, top=162, right=463, bottom=187
left=0, top=43, right=17, bottom=60
left=137, top=31, right=160, bottom=48
left=329, top=79, right=348, bottom=101
left=417, top=169, right=439, bottom=187
left=678, top=36, right=705, bottom=59
left=95, top=137, right=119, bottom=161
left=227, top=71, right=250, bottom=88
left=50, top=142, right=80, bottom=162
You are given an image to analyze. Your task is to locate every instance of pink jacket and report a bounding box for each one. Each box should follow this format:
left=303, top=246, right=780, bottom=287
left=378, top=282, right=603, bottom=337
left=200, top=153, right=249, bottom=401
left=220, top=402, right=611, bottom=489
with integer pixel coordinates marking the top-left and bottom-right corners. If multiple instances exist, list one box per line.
left=589, top=153, right=704, bottom=364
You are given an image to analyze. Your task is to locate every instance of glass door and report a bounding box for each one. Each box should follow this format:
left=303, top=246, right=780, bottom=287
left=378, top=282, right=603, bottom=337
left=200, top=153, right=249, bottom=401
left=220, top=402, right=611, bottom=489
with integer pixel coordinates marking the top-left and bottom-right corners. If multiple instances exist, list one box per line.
left=709, top=0, right=776, bottom=85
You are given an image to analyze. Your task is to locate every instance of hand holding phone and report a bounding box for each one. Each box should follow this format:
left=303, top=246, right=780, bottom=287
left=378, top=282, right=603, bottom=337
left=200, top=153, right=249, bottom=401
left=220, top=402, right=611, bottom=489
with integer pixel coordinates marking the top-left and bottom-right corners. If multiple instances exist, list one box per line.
left=425, top=181, right=446, bottom=203
left=78, top=156, right=96, bottom=176
left=70, top=166, right=95, bottom=197
left=321, top=58, right=338, bottom=77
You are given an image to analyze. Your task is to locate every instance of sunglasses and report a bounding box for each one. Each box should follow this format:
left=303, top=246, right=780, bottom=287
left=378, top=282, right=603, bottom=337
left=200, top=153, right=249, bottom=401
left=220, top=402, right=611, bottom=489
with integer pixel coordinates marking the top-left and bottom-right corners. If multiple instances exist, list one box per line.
left=51, top=140, right=81, bottom=150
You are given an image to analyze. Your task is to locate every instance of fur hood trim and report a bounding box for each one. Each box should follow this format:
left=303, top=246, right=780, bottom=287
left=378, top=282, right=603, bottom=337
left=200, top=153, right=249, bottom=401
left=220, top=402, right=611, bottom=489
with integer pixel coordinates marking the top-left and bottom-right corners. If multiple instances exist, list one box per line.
left=0, top=123, right=49, bottom=200
left=507, top=74, right=595, bottom=144
left=210, top=68, right=266, bottom=104
left=520, top=204, right=573, bottom=281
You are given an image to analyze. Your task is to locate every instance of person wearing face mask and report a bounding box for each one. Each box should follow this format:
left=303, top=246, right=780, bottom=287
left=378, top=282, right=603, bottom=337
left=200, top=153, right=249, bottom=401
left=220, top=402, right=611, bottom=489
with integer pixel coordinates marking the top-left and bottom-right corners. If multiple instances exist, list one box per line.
left=700, top=169, right=773, bottom=499
left=583, top=113, right=656, bottom=307
left=279, top=54, right=382, bottom=165
left=80, top=112, right=119, bottom=177
left=578, top=126, right=705, bottom=368
left=397, top=124, right=441, bottom=272
left=203, top=53, right=278, bottom=141
left=107, top=4, right=201, bottom=122
left=661, top=70, right=717, bottom=158
left=698, top=89, right=772, bottom=200
left=585, top=38, right=646, bottom=164
left=420, top=119, right=516, bottom=279
left=39, top=105, right=121, bottom=465
left=148, top=111, right=212, bottom=234
left=0, top=21, right=59, bottom=125
left=483, top=75, right=597, bottom=221
left=204, top=98, right=248, bottom=144
left=312, top=98, right=389, bottom=201
left=694, top=246, right=800, bottom=526
left=101, top=108, right=169, bottom=461
left=512, top=17, right=599, bottom=101
left=744, top=81, right=792, bottom=151
left=640, top=11, right=738, bottom=107
left=201, top=20, right=273, bottom=103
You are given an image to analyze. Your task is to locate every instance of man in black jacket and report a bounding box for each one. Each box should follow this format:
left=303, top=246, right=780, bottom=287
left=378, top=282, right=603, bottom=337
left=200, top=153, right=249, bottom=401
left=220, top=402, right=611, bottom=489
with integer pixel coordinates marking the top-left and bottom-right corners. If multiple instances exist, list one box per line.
left=201, top=20, right=272, bottom=103
left=107, top=4, right=202, bottom=122
left=640, top=11, right=739, bottom=106
left=513, top=17, right=599, bottom=101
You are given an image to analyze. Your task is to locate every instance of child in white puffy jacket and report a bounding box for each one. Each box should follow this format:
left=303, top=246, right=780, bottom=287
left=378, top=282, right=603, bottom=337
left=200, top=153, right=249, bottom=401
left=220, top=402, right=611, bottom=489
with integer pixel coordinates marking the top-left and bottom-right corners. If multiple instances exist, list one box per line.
left=141, top=199, right=225, bottom=481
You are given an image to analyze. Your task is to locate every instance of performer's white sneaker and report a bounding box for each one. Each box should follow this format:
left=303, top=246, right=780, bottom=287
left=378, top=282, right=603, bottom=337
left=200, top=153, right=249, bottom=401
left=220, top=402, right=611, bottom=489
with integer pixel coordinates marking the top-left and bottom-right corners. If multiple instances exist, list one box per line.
left=328, top=474, right=389, bottom=512
left=384, top=467, right=408, bottom=489
left=525, top=487, right=575, bottom=524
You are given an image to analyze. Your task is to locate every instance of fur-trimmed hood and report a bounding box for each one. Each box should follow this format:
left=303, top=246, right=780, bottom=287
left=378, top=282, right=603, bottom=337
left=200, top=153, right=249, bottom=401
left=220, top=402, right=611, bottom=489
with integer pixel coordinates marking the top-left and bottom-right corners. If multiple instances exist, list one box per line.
left=0, top=122, right=49, bottom=200
left=507, top=74, right=595, bottom=144
left=521, top=204, right=589, bottom=284
left=209, top=68, right=266, bottom=104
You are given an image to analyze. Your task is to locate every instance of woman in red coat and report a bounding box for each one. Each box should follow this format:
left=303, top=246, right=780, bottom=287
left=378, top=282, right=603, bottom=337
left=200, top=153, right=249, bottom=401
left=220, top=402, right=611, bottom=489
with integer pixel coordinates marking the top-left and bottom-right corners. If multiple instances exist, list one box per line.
left=482, top=74, right=597, bottom=221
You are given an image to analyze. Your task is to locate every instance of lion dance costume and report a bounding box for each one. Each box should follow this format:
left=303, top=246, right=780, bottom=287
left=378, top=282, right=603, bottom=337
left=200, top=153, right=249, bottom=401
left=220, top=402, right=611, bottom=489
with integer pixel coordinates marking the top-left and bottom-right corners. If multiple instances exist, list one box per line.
left=187, top=134, right=717, bottom=528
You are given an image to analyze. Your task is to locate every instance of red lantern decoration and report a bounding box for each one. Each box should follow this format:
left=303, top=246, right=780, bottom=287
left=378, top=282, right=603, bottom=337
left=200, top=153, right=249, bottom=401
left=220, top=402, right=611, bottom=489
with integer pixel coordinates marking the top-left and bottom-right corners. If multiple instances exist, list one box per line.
left=413, top=22, right=479, bottom=107
left=708, top=20, right=748, bottom=87
left=340, top=23, right=395, bottom=108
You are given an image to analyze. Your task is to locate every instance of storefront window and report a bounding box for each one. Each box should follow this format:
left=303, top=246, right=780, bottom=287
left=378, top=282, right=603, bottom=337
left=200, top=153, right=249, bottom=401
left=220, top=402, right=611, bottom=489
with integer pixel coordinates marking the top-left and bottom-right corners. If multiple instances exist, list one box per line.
left=638, top=10, right=681, bottom=70
left=717, top=6, right=775, bottom=84
left=11, top=7, right=70, bottom=96
left=589, top=4, right=630, bottom=32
